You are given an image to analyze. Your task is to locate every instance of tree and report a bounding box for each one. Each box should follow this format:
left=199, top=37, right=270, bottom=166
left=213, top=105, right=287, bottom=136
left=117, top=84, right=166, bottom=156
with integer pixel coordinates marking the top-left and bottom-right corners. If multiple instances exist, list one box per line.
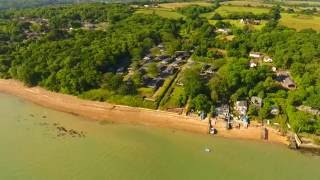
left=147, top=63, right=158, bottom=78
left=102, top=73, right=123, bottom=91
left=270, top=5, right=281, bottom=21
left=191, top=94, right=212, bottom=113
left=182, top=68, right=205, bottom=97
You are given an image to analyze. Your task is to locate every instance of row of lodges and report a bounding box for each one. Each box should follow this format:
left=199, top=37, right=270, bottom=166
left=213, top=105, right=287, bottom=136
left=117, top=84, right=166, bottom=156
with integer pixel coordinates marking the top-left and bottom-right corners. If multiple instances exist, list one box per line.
left=132, top=48, right=190, bottom=90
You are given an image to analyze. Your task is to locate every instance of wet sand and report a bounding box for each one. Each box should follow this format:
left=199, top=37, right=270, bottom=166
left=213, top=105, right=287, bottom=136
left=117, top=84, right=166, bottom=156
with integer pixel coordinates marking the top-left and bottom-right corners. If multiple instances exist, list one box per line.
left=0, top=79, right=288, bottom=145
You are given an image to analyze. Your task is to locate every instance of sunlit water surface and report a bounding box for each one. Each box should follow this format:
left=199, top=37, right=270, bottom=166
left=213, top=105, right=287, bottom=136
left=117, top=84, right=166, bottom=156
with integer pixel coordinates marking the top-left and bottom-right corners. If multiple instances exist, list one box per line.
left=0, top=93, right=319, bottom=180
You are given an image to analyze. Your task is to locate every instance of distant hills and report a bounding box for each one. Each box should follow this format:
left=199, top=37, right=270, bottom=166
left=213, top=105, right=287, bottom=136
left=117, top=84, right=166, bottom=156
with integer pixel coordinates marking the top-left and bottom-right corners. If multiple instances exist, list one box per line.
left=0, top=0, right=98, bottom=9
left=0, top=0, right=196, bottom=10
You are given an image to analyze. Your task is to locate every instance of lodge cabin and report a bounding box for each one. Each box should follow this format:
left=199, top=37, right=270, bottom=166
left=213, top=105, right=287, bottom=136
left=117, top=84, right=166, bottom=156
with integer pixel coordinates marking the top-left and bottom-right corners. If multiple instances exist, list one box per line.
left=176, top=81, right=184, bottom=86
left=143, top=55, right=152, bottom=62
left=157, top=63, right=167, bottom=71
left=161, top=66, right=177, bottom=76
left=147, top=78, right=164, bottom=90
left=83, top=22, right=95, bottom=29
left=205, top=67, right=215, bottom=74
left=160, top=57, right=173, bottom=64
left=116, top=67, right=125, bottom=74
left=155, top=55, right=170, bottom=61
left=157, top=44, right=165, bottom=49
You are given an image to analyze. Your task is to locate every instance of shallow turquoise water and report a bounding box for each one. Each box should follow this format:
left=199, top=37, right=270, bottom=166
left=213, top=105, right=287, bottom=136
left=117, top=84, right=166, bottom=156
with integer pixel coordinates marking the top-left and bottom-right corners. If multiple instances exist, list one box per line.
left=0, top=93, right=319, bottom=180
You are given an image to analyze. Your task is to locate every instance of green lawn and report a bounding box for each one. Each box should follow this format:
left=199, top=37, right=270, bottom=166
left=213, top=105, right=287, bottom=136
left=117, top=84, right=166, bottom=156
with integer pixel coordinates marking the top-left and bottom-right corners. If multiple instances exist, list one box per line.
left=135, top=8, right=184, bottom=19
left=162, top=86, right=187, bottom=109
left=280, top=13, right=320, bottom=31
left=138, top=87, right=154, bottom=98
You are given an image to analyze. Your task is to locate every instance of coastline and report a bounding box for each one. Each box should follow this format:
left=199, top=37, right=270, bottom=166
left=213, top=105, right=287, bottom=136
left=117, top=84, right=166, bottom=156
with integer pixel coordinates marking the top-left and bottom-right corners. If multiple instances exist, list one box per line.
left=0, top=79, right=288, bottom=145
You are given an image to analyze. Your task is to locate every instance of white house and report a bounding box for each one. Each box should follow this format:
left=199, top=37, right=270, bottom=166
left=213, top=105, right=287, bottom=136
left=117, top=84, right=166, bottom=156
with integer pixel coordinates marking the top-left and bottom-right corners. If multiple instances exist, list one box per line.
left=271, top=66, right=277, bottom=72
left=270, top=107, right=279, bottom=115
left=249, top=61, right=257, bottom=68
left=215, top=28, right=231, bottom=34
left=143, top=56, right=151, bottom=61
left=235, top=101, right=248, bottom=116
left=215, top=104, right=230, bottom=118
left=263, top=56, right=273, bottom=63
left=249, top=52, right=262, bottom=59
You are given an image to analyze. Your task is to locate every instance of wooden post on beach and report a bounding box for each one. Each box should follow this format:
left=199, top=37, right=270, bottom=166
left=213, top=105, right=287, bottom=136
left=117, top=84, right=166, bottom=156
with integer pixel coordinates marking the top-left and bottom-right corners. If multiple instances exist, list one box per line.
left=261, top=127, right=268, bottom=140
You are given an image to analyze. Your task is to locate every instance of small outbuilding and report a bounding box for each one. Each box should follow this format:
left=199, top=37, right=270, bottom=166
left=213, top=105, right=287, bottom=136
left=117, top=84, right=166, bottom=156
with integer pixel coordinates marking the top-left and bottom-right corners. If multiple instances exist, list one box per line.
left=249, top=52, right=262, bottom=59
left=251, top=96, right=262, bottom=108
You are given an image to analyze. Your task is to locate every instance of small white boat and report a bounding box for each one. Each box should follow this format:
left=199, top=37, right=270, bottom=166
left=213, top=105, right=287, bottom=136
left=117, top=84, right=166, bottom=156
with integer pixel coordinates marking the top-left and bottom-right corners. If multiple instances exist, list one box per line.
left=205, top=148, right=211, bottom=153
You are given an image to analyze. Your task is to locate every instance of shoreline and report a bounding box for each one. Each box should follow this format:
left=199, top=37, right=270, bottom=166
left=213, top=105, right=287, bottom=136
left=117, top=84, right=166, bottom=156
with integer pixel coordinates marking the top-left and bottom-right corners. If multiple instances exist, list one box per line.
left=0, top=79, right=288, bottom=145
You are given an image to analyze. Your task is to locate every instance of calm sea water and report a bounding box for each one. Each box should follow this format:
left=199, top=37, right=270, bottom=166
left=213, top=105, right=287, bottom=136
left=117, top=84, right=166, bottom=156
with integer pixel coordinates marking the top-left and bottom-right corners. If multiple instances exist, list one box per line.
left=0, top=92, right=319, bottom=180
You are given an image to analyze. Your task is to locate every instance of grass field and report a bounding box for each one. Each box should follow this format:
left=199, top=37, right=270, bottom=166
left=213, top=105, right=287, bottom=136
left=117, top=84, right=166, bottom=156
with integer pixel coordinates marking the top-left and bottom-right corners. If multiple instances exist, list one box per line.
left=280, top=13, right=320, bottom=31
left=283, top=1, right=320, bottom=6
left=135, top=8, right=184, bottom=19
left=221, top=0, right=320, bottom=7
left=215, top=5, right=270, bottom=16
left=159, top=1, right=214, bottom=9
left=221, top=0, right=273, bottom=7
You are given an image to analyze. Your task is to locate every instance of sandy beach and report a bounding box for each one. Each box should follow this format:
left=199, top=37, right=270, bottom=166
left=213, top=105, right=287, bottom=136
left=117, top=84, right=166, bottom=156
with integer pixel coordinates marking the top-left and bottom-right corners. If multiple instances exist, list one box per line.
left=0, top=79, right=288, bottom=145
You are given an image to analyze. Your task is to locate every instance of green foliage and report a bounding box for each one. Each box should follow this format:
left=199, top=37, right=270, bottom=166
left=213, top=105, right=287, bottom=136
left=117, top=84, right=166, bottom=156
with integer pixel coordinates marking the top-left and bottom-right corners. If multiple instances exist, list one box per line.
left=177, top=5, right=217, bottom=18
left=81, top=88, right=156, bottom=109
left=147, top=63, right=159, bottom=78
left=181, top=68, right=205, bottom=97
left=191, top=94, right=211, bottom=113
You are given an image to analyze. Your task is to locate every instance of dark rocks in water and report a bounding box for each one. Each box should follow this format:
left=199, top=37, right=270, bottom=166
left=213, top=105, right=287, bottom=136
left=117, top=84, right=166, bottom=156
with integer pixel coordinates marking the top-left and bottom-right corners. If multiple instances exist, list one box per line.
left=99, top=120, right=113, bottom=125
left=30, top=114, right=34, bottom=117
left=57, top=126, right=68, bottom=132
left=42, top=115, right=47, bottom=118
left=57, top=133, right=66, bottom=137
left=39, top=122, right=49, bottom=126
left=299, top=147, right=320, bottom=156
left=55, top=125, right=86, bottom=138
left=288, top=136, right=299, bottom=149
left=53, top=123, right=59, bottom=126
left=289, top=141, right=298, bottom=149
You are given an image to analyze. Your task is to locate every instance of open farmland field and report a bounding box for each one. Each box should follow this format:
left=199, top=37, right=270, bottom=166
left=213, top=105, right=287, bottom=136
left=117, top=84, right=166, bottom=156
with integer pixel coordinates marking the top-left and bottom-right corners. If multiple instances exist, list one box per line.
left=135, top=8, right=184, bottom=19
left=215, top=5, right=270, bottom=16
left=159, top=1, right=214, bottom=9
left=280, top=13, right=320, bottom=31
left=283, top=1, right=320, bottom=6
left=221, top=0, right=273, bottom=7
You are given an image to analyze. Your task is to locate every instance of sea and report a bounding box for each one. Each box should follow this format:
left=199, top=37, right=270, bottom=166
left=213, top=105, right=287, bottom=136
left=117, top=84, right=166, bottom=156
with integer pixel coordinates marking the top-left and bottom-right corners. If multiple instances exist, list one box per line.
left=0, top=92, right=319, bottom=180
